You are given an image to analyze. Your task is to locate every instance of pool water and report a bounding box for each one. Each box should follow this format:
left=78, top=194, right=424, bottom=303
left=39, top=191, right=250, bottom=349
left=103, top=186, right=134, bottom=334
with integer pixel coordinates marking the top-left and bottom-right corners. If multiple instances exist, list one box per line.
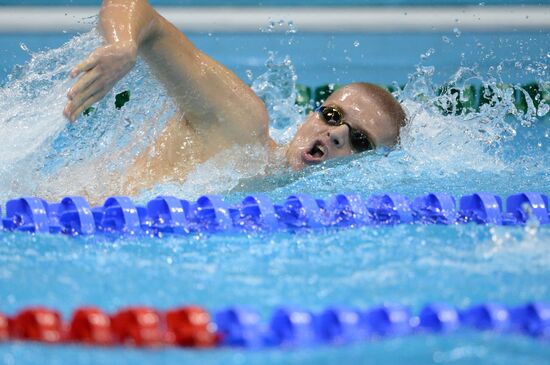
left=0, top=22, right=549, bottom=365
left=1, top=212, right=549, bottom=364
left=3, top=31, right=550, bottom=87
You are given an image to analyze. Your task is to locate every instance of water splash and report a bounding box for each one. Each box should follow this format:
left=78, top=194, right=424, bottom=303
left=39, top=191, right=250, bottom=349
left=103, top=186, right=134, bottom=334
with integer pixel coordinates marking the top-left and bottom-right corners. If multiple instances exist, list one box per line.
left=138, top=142, right=271, bottom=203
left=0, top=28, right=548, bottom=204
left=251, top=52, right=304, bottom=144
left=0, top=26, right=174, bottom=202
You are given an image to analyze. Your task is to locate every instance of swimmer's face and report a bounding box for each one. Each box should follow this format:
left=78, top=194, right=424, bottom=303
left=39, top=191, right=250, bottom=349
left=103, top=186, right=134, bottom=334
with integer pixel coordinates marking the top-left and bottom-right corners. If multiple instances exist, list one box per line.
left=285, top=83, right=404, bottom=170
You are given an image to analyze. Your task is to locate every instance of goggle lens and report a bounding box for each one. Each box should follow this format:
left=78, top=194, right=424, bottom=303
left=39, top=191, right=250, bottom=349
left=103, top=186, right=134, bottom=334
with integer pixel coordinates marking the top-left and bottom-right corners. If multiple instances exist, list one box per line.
left=317, top=105, right=373, bottom=152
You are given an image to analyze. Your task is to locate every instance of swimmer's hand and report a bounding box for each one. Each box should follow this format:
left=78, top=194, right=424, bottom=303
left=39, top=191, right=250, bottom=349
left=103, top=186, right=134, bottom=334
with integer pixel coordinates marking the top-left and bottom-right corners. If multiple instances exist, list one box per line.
left=64, top=42, right=137, bottom=122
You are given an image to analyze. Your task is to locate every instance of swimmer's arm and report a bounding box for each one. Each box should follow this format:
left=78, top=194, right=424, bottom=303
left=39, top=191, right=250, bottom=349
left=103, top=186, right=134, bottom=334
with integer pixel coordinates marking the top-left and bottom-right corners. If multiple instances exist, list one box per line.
left=66, top=0, right=269, bottom=145
left=141, top=20, right=270, bottom=144
left=137, top=5, right=270, bottom=143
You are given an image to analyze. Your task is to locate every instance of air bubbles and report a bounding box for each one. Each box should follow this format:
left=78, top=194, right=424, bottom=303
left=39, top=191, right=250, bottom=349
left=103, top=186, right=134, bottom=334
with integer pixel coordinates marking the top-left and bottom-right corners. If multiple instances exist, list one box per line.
left=442, top=36, right=451, bottom=44
left=353, top=40, right=360, bottom=47
left=453, top=28, right=462, bottom=38
left=245, top=69, right=254, bottom=81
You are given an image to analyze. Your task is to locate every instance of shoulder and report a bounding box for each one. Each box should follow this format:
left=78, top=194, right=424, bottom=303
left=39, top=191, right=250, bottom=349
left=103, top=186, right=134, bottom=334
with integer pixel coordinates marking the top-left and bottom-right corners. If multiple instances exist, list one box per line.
left=206, top=95, right=271, bottom=147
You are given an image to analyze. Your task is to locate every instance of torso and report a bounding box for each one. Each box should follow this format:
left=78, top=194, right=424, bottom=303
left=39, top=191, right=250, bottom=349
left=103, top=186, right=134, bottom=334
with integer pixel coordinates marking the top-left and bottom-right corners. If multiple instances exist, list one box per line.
left=122, top=108, right=276, bottom=196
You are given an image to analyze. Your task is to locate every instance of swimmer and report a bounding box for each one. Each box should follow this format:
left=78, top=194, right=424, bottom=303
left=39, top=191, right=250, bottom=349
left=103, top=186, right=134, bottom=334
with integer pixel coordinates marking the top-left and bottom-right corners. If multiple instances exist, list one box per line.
left=63, top=0, right=406, bottom=195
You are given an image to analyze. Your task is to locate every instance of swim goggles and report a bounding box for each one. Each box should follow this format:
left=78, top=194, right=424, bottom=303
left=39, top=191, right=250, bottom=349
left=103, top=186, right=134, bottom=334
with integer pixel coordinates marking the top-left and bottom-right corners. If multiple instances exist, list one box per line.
left=315, top=105, right=374, bottom=152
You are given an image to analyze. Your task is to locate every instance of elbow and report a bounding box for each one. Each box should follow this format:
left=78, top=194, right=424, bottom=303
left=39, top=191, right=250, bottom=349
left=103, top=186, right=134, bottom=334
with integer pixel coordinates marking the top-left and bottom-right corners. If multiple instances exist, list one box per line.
left=99, top=0, right=160, bottom=46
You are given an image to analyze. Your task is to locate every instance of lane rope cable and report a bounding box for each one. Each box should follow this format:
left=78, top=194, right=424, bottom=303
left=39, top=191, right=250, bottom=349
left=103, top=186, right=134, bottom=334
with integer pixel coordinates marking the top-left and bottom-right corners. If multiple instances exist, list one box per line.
left=1, top=301, right=549, bottom=348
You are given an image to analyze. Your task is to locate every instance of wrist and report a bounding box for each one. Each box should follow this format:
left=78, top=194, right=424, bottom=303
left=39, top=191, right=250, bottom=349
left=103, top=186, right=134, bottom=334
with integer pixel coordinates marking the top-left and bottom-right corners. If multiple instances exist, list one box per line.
left=113, top=41, right=138, bottom=62
left=121, top=40, right=138, bottom=55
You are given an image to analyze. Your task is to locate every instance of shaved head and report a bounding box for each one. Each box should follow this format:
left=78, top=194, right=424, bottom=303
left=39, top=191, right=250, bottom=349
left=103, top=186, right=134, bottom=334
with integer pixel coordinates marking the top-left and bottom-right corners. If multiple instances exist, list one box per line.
left=346, top=82, right=407, bottom=145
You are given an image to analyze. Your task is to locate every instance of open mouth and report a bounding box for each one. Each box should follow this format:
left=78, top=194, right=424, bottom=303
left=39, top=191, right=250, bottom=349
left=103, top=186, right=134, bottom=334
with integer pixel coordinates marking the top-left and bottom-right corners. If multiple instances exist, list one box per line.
left=302, top=140, right=327, bottom=165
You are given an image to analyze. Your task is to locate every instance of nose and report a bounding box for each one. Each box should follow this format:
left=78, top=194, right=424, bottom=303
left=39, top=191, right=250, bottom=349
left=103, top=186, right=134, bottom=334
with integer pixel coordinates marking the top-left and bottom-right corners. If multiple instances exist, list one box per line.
left=327, top=124, right=348, bottom=149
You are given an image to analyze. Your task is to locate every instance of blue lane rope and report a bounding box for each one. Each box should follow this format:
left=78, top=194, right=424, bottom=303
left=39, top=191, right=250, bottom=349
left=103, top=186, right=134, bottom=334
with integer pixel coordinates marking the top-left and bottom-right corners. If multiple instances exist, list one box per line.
left=214, top=301, right=550, bottom=347
left=0, top=192, right=548, bottom=236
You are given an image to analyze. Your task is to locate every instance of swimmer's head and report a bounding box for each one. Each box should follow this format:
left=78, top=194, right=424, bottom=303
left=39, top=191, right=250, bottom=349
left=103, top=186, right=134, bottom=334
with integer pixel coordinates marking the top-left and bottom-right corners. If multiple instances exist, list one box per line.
left=285, top=82, right=406, bottom=169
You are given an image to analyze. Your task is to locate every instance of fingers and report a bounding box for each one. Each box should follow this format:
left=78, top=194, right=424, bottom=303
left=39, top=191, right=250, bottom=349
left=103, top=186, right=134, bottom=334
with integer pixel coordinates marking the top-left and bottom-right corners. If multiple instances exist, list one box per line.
left=70, top=53, right=99, bottom=78
left=68, top=77, right=101, bottom=113
left=65, top=73, right=110, bottom=121
left=67, top=89, right=107, bottom=122
left=64, top=44, right=136, bottom=121
left=67, top=67, right=100, bottom=100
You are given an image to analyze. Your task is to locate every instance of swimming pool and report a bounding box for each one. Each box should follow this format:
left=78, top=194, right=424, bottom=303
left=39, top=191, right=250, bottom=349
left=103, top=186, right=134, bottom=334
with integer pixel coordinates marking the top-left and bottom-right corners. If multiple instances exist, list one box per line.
left=0, top=9, right=549, bottom=365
